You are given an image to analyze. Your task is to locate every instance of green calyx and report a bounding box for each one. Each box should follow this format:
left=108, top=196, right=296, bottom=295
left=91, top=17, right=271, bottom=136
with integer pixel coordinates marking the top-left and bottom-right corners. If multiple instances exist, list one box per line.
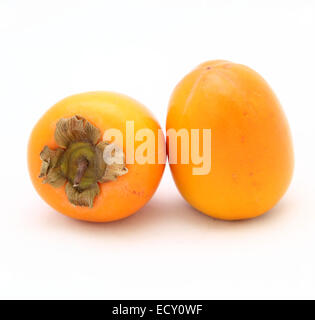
left=60, top=142, right=105, bottom=191
left=39, top=116, right=128, bottom=208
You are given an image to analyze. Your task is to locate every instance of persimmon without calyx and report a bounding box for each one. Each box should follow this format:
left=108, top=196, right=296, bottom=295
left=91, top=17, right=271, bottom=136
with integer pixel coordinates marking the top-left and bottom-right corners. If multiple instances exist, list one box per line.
left=166, top=60, right=294, bottom=220
left=28, top=92, right=165, bottom=222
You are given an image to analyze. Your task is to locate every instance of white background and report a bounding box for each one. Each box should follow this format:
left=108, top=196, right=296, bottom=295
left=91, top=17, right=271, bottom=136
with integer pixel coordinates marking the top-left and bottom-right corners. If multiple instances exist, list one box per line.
left=0, top=0, right=314, bottom=299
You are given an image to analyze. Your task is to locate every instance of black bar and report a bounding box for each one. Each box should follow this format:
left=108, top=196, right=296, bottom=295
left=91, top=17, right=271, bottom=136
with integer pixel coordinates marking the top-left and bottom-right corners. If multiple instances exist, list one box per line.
left=0, top=300, right=310, bottom=318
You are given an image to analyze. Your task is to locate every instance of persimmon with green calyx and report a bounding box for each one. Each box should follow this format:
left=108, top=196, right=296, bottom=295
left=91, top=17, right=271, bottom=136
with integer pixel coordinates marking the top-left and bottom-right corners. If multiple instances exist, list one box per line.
left=166, top=60, right=294, bottom=220
left=28, top=92, right=165, bottom=222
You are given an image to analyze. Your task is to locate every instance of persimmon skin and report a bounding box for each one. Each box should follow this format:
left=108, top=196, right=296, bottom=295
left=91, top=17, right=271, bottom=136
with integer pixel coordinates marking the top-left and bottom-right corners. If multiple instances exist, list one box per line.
left=28, top=92, right=165, bottom=222
left=166, top=60, right=294, bottom=220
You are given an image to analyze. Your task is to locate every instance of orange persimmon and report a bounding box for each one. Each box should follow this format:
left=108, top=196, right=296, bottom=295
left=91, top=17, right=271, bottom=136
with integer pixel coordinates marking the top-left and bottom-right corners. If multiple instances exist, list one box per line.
left=166, top=60, right=294, bottom=220
left=28, top=91, right=165, bottom=222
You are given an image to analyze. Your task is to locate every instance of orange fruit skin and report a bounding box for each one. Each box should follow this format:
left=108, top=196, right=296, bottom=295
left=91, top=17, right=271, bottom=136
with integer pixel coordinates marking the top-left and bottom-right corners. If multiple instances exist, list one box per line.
left=166, top=60, right=294, bottom=220
left=28, top=92, right=165, bottom=222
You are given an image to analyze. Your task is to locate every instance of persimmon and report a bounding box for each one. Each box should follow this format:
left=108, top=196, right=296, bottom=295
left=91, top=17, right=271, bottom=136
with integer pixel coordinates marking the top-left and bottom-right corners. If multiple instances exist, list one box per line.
left=28, top=91, right=165, bottom=222
left=166, top=60, right=294, bottom=220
